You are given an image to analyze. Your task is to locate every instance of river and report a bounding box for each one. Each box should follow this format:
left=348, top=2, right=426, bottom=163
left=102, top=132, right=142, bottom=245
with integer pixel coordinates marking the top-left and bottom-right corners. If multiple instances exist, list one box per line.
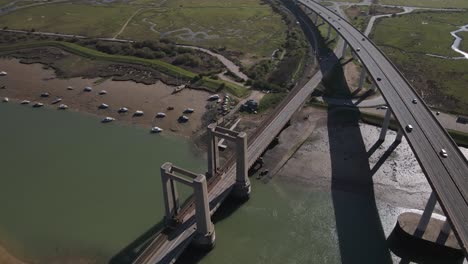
left=0, top=101, right=417, bottom=264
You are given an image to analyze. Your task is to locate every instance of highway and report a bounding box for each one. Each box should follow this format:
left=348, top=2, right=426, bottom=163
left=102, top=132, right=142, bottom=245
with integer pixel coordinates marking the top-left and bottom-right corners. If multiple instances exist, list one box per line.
left=299, top=0, right=468, bottom=255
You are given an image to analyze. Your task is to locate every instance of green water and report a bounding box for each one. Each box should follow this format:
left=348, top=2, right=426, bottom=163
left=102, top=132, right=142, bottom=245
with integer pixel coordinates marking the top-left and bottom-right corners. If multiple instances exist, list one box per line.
left=0, top=103, right=397, bottom=264
left=0, top=103, right=205, bottom=263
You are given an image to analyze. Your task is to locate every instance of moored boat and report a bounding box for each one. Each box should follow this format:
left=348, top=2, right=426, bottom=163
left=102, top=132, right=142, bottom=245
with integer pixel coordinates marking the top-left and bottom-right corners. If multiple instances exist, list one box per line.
left=151, top=126, right=163, bottom=133
left=183, top=108, right=194, bottom=114
left=133, top=110, right=144, bottom=116
left=102, top=117, right=115, bottom=123
left=156, top=112, right=166, bottom=118
left=58, top=104, right=68, bottom=110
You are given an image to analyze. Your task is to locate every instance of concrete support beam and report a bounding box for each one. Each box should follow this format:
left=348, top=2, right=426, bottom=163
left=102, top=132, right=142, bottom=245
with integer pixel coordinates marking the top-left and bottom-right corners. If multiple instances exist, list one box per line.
left=341, top=41, right=348, bottom=59
left=314, top=14, right=319, bottom=25
left=358, top=68, right=367, bottom=90
left=192, top=174, right=216, bottom=249
left=395, top=128, right=404, bottom=143
left=232, top=132, right=251, bottom=199
left=436, top=219, right=453, bottom=245
left=414, top=191, right=438, bottom=237
left=326, top=24, right=332, bottom=39
left=161, top=162, right=179, bottom=224
left=379, top=108, right=392, bottom=141
left=207, top=124, right=219, bottom=178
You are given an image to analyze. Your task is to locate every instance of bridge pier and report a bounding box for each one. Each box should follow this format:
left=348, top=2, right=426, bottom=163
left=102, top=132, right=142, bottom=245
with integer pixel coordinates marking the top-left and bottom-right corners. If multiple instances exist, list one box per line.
left=160, top=162, right=216, bottom=250
left=341, top=41, right=348, bottom=59
left=379, top=108, right=392, bottom=141
left=207, top=124, right=251, bottom=200
left=415, top=191, right=438, bottom=237
left=358, top=68, right=367, bottom=90
left=326, top=24, right=332, bottom=39
left=207, top=125, right=220, bottom=178
left=395, top=128, right=404, bottom=143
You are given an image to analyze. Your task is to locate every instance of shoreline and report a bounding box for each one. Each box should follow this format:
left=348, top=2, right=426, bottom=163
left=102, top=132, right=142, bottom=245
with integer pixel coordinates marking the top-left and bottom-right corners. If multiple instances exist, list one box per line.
left=0, top=245, right=27, bottom=264
left=0, top=58, right=215, bottom=137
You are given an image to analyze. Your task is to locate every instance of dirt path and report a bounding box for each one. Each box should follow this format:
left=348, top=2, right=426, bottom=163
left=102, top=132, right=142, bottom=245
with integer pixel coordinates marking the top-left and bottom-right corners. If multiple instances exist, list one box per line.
left=113, top=8, right=144, bottom=39
left=0, top=246, right=26, bottom=264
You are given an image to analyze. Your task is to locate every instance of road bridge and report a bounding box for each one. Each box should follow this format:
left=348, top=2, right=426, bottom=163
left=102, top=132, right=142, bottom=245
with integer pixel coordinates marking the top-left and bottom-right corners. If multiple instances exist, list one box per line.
left=299, top=0, right=468, bottom=256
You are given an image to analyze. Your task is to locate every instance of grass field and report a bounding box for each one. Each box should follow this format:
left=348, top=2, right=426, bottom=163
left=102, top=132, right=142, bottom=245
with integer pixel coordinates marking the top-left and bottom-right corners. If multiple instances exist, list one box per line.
left=459, top=31, right=468, bottom=52
left=0, top=3, right=139, bottom=37
left=119, top=0, right=287, bottom=61
left=372, top=11, right=467, bottom=57
left=378, top=0, right=468, bottom=8
left=371, top=11, right=468, bottom=114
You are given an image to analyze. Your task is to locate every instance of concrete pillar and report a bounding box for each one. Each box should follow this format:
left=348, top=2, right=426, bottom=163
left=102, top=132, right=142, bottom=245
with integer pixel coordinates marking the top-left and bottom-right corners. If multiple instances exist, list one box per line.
left=232, top=132, right=251, bottom=199
left=341, top=41, right=348, bottom=59
left=395, top=128, right=404, bottom=143
left=435, top=219, right=452, bottom=245
left=379, top=108, right=392, bottom=141
left=207, top=124, right=219, bottom=178
left=326, top=24, right=332, bottom=39
left=192, top=174, right=216, bottom=249
left=370, top=82, right=377, bottom=92
left=161, top=162, right=179, bottom=224
left=358, top=68, right=367, bottom=90
left=314, top=14, right=319, bottom=25
left=414, top=191, right=438, bottom=237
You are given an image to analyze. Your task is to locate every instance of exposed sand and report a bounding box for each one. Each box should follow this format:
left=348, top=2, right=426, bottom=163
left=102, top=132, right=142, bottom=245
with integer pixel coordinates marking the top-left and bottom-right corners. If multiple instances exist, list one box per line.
left=0, top=245, right=26, bottom=264
left=262, top=106, right=468, bottom=211
left=0, top=59, right=213, bottom=137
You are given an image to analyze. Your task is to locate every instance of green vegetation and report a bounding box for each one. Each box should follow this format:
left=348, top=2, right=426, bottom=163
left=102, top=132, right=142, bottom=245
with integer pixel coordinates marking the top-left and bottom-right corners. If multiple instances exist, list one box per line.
left=119, top=0, right=288, bottom=62
left=0, top=40, right=248, bottom=97
left=0, top=3, right=139, bottom=37
left=378, top=0, right=468, bottom=8
left=320, top=2, right=334, bottom=7
left=259, top=92, right=287, bottom=112
left=371, top=11, right=468, bottom=114
left=459, top=31, right=468, bottom=52
left=344, top=5, right=403, bottom=32
left=326, top=0, right=361, bottom=3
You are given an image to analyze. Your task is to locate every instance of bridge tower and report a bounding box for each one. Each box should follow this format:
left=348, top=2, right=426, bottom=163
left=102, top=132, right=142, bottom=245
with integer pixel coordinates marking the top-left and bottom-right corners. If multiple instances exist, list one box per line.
left=207, top=123, right=251, bottom=200
left=160, top=162, right=216, bottom=249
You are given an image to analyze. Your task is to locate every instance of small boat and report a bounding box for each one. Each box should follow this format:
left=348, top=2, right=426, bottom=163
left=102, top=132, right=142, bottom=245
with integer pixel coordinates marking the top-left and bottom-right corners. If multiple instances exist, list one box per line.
left=102, top=117, right=115, bottom=123
left=208, top=94, right=220, bottom=101
left=20, top=100, right=30, bottom=105
left=51, top=98, right=62, bottom=104
left=156, top=112, right=166, bottom=118
left=151, top=126, right=163, bottom=133
left=33, top=102, right=44, bottom=108
left=183, top=108, right=194, bottom=114
left=58, top=104, right=68, bottom=110
left=99, top=103, right=109, bottom=109
left=67, top=86, right=73, bottom=90
left=133, top=110, right=144, bottom=116
left=99, top=90, right=107, bottom=95
left=2, top=97, right=8, bottom=102
left=172, top=84, right=186, bottom=94
left=0, top=71, right=7, bottom=76
left=167, top=106, right=174, bottom=111
left=118, top=107, right=128, bottom=113
left=40, top=92, right=49, bottom=98
left=178, top=115, right=189, bottom=122
left=84, top=86, right=93, bottom=92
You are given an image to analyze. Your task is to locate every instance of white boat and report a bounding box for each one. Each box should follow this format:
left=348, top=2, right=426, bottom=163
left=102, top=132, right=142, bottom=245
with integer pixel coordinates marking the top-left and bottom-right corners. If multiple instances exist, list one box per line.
left=40, top=92, right=49, bottom=98
left=99, top=90, right=107, bottom=95
left=179, top=115, right=189, bottom=122
left=216, top=99, right=222, bottom=103
left=99, top=103, right=109, bottom=109
left=20, top=100, right=30, bottom=105
left=151, top=126, right=163, bottom=133
left=173, top=84, right=186, bottom=94
left=118, top=107, right=128, bottom=113
left=208, top=94, right=220, bottom=101
left=0, top=71, right=7, bottom=76
left=2, top=97, right=8, bottom=102
left=183, top=108, right=194, bottom=114
left=58, top=104, right=68, bottom=110
left=51, top=98, right=62, bottom=104
left=102, top=117, right=115, bottom=123
left=84, top=86, right=93, bottom=92
left=33, top=102, right=44, bottom=108
left=67, top=86, right=73, bottom=90
left=156, top=112, right=166, bottom=118
left=134, top=110, right=144, bottom=116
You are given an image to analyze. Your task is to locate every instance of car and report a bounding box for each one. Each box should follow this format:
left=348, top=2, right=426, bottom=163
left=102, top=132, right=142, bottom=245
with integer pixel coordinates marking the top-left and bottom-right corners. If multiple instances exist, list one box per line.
left=436, top=111, right=440, bottom=116
left=356, top=48, right=361, bottom=52
left=439, top=149, right=448, bottom=158
left=376, top=106, right=388, bottom=110
left=412, top=98, right=418, bottom=104
left=405, top=124, right=413, bottom=132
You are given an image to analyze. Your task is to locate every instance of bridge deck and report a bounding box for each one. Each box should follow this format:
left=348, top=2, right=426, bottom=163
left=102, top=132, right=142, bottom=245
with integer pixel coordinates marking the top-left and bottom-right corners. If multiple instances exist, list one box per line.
left=132, top=71, right=322, bottom=264
left=299, top=0, right=468, bottom=255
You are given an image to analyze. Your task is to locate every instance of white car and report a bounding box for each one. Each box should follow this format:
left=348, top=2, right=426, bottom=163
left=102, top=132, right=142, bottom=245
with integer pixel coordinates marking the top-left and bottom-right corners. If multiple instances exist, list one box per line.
left=439, top=149, right=448, bottom=158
